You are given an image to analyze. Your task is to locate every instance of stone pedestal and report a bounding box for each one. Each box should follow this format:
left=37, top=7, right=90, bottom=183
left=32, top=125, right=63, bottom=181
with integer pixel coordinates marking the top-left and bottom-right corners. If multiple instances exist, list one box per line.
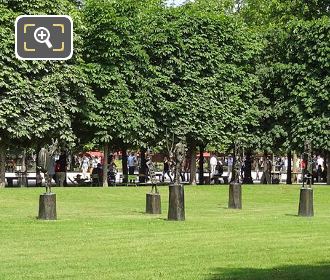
left=38, top=193, right=57, bottom=220
left=228, top=182, right=242, bottom=209
left=146, top=193, right=161, bottom=214
left=298, top=188, right=314, bottom=217
left=168, top=184, right=185, bottom=221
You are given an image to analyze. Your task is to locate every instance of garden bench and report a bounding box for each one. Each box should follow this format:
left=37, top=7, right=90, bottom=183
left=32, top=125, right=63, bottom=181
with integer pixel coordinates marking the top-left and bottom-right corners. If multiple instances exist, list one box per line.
left=212, top=174, right=229, bottom=184
left=6, top=174, right=37, bottom=187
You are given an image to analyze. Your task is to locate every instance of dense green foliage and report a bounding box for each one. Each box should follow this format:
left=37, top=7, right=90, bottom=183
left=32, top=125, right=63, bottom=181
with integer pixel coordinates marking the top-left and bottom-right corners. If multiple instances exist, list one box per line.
left=259, top=17, right=330, bottom=152
left=237, top=0, right=330, bottom=153
left=0, top=185, right=330, bottom=279
left=82, top=0, right=159, bottom=148
left=0, top=0, right=329, bottom=185
left=239, top=0, right=330, bottom=26
left=0, top=1, right=89, bottom=144
left=144, top=5, right=262, bottom=149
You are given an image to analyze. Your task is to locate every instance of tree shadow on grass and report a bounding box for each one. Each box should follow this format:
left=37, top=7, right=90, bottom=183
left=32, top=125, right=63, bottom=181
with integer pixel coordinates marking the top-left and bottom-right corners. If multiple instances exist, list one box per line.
left=207, top=263, right=330, bottom=280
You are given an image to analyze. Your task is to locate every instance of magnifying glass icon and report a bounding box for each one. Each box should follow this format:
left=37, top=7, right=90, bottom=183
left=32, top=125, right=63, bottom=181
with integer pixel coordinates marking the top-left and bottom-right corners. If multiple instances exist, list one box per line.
left=34, top=27, right=53, bottom=48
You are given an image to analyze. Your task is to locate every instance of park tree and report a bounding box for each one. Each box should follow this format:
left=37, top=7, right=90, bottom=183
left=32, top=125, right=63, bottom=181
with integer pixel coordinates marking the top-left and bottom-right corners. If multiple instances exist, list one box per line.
left=82, top=0, right=160, bottom=186
left=0, top=0, right=90, bottom=187
left=235, top=0, right=329, bottom=184
left=143, top=2, right=262, bottom=184
left=258, top=17, right=330, bottom=183
left=82, top=0, right=263, bottom=186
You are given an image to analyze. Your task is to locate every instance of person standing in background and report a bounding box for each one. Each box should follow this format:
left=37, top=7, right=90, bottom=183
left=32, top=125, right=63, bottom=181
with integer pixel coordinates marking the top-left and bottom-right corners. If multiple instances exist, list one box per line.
left=81, top=155, right=89, bottom=179
left=162, top=156, right=173, bottom=182
left=210, top=154, right=217, bottom=178
left=317, top=156, right=324, bottom=168
left=317, top=164, right=322, bottom=182
left=216, top=158, right=224, bottom=176
left=55, top=151, right=67, bottom=187
left=127, top=152, right=137, bottom=183
left=127, top=152, right=137, bottom=175
left=92, top=156, right=98, bottom=169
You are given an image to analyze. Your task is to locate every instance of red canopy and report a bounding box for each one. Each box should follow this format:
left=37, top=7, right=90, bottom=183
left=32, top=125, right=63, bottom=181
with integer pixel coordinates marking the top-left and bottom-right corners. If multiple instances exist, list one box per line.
left=80, top=151, right=104, bottom=158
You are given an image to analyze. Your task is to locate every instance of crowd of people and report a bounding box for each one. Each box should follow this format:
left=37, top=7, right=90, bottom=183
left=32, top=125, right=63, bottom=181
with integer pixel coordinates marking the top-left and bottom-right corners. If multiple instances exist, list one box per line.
left=35, top=152, right=330, bottom=186
left=4, top=150, right=328, bottom=186
left=208, top=154, right=328, bottom=184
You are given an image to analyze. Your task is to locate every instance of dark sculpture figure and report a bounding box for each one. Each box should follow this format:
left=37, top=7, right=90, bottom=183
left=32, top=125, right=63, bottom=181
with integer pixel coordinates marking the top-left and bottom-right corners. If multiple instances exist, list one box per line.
left=302, top=140, right=312, bottom=189
left=37, top=139, right=58, bottom=193
left=228, top=141, right=243, bottom=210
left=146, top=155, right=158, bottom=193
left=173, top=139, right=186, bottom=185
left=232, top=142, right=242, bottom=183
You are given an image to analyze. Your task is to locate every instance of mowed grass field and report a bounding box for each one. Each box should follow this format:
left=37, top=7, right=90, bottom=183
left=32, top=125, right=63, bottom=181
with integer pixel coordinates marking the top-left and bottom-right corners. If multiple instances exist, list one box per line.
left=0, top=185, right=330, bottom=280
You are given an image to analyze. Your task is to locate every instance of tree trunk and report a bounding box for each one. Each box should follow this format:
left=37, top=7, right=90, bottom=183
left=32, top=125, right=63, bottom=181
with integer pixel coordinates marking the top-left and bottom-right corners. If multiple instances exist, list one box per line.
left=198, top=144, right=205, bottom=185
left=122, top=148, right=128, bottom=183
left=228, top=182, right=242, bottom=209
left=232, top=148, right=242, bottom=184
left=286, top=150, right=292, bottom=184
left=139, top=148, right=146, bottom=183
left=102, top=143, right=109, bottom=187
left=189, top=141, right=197, bottom=185
left=0, top=142, right=5, bottom=188
left=327, top=151, right=330, bottom=185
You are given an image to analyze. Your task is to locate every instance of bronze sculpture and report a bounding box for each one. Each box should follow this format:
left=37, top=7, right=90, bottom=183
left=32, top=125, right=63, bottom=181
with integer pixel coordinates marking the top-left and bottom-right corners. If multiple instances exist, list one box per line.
left=228, top=141, right=243, bottom=209
left=298, top=140, right=314, bottom=217
left=168, top=137, right=186, bottom=220
left=232, top=142, right=242, bottom=183
left=145, top=149, right=161, bottom=215
left=146, top=155, right=158, bottom=193
left=302, top=140, right=312, bottom=189
left=37, top=139, right=58, bottom=193
left=173, top=139, right=186, bottom=185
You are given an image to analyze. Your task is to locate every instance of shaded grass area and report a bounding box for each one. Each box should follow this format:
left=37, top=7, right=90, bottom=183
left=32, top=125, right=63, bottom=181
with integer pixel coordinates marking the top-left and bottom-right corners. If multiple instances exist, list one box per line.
left=209, top=263, right=330, bottom=280
left=0, top=185, right=330, bottom=280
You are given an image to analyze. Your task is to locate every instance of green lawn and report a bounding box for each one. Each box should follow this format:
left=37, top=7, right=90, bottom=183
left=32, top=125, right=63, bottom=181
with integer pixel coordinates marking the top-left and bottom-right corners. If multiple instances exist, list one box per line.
left=0, top=185, right=330, bottom=280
